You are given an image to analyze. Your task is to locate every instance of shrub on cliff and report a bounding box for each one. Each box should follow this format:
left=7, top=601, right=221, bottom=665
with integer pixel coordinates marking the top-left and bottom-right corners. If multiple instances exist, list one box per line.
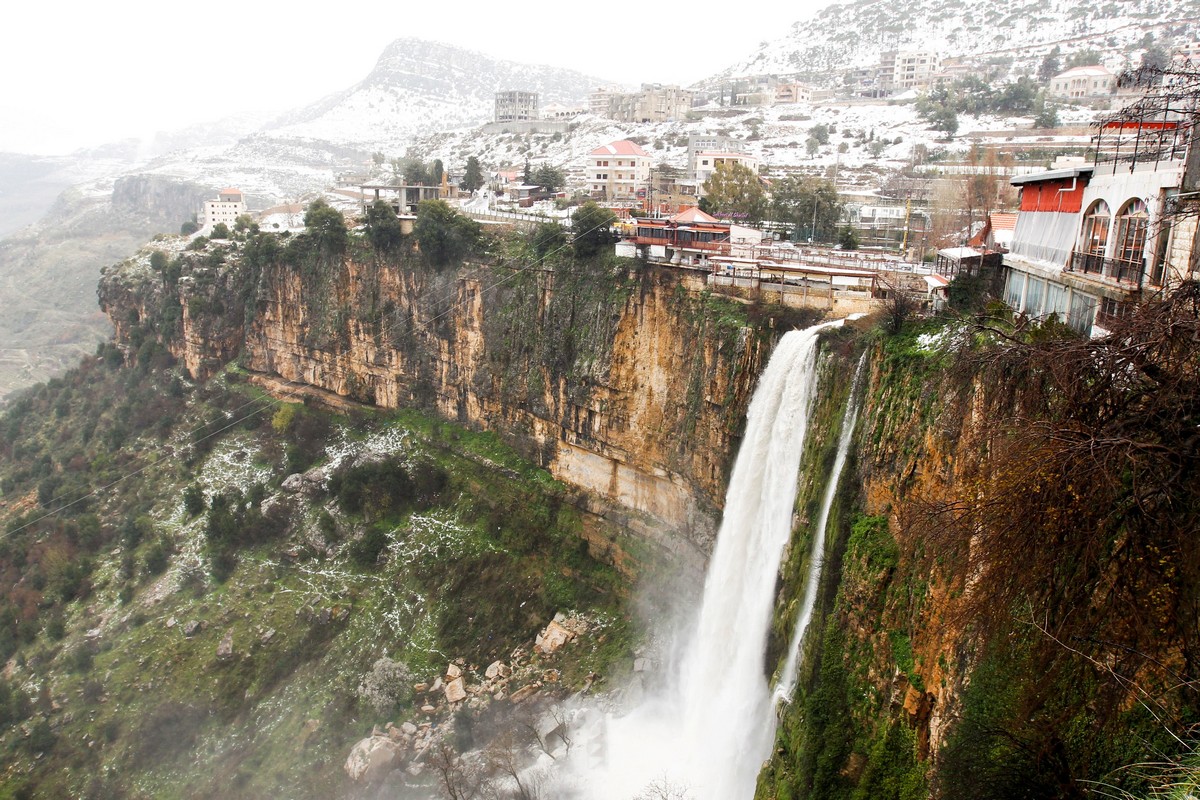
left=414, top=200, right=480, bottom=269
left=303, top=199, right=349, bottom=256
left=364, top=199, right=405, bottom=254
left=570, top=202, right=617, bottom=259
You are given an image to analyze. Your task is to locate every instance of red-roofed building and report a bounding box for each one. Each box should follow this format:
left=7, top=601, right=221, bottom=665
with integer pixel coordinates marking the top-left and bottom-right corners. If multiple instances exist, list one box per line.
left=968, top=211, right=1018, bottom=251
left=622, top=207, right=764, bottom=266
left=587, top=140, right=652, bottom=201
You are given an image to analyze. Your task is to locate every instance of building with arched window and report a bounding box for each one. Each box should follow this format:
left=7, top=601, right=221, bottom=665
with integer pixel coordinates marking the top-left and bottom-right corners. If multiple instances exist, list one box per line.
left=1001, top=84, right=1199, bottom=335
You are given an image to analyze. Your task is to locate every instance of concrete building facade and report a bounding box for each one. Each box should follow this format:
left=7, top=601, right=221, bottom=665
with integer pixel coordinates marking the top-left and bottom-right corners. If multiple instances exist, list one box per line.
left=495, top=90, right=539, bottom=123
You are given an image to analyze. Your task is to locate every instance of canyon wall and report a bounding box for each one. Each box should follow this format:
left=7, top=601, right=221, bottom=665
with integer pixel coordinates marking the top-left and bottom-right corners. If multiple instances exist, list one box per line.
left=100, top=243, right=786, bottom=569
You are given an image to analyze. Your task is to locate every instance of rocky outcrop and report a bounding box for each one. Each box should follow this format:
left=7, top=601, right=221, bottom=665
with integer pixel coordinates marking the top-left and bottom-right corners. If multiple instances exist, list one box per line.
left=102, top=245, right=776, bottom=567
left=111, top=175, right=209, bottom=225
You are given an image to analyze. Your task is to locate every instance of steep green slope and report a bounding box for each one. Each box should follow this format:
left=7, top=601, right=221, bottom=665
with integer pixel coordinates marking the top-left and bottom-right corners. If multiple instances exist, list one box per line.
left=0, top=344, right=631, bottom=798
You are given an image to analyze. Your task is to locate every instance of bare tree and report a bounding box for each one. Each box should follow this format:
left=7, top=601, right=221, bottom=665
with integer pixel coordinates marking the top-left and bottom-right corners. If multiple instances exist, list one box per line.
left=633, top=777, right=693, bottom=800
left=484, top=729, right=543, bottom=800
left=430, top=742, right=482, bottom=800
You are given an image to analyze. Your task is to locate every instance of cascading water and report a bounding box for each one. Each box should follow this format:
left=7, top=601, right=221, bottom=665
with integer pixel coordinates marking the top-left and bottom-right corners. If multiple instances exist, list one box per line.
left=562, top=320, right=846, bottom=800
left=772, top=352, right=867, bottom=705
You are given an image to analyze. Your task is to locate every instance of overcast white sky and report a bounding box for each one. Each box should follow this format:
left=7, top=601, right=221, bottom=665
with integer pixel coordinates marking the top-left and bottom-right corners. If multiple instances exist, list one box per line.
left=0, top=1, right=833, bottom=155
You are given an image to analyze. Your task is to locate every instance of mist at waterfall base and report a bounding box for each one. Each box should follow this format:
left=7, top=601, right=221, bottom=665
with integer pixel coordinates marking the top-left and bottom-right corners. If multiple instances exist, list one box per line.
left=555, top=320, right=849, bottom=800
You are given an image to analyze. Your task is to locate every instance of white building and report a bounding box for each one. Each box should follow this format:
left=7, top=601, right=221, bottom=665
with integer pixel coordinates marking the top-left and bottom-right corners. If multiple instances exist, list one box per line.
left=202, top=188, right=247, bottom=229
left=892, top=51, right=941, bottom=90
left=1002, top=108, right=1197, bottom=335
left=587, top=140, right=652, bottom=201
left=692, top=152, right=760, bottom=186
left=1049, top=65, right=1116, bottom=99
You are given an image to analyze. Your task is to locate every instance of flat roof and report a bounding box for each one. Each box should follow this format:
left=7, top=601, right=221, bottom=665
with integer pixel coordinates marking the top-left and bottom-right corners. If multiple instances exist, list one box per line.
left=758, top=260, right=876, bottom=277
left=1010, top=166, right=1093, bottom=186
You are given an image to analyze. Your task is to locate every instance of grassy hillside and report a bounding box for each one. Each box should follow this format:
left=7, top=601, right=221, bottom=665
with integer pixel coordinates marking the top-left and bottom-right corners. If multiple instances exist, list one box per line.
left=0, top=339, right=633, bottom=798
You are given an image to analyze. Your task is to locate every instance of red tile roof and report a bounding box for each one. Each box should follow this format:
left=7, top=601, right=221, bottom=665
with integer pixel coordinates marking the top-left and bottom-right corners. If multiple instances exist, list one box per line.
left=669, top=207, right=719, bottom=224
left=990, top=212, right=1018, bottom=231
left=590, top=140, right=650, bottom=158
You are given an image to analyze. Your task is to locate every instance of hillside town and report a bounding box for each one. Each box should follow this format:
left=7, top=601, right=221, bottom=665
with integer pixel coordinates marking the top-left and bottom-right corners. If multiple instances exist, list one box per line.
left=196, top=40, right=1200, bottom=339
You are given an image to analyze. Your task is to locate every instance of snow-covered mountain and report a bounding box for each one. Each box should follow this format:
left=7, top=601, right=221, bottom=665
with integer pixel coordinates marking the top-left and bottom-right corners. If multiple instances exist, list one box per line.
left=714, top=0, right=1200, bottom=80
left=259, top=38, right=608, bottom=151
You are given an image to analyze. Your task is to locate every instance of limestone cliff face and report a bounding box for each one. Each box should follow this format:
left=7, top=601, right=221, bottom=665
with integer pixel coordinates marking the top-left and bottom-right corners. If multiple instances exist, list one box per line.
left=101, top=244, right=772, bottom=566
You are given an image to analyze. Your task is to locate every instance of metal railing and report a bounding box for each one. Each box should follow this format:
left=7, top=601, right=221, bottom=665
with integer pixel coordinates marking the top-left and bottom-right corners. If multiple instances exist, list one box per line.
left=1069, top=251, right=1144, bottom=287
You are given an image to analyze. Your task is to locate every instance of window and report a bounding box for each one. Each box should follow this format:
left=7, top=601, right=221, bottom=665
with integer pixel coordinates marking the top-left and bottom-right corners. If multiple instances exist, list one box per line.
left=1081, top=200, right=1110, bottom=256
left=1004, top=270, right=1026, bottom=309
left=1024, top=278, right=1045, bottom=317
left=1045, top=282, right=1068, bottom=319
left=1068, top=291, right=1097, bottom=334
left=1114, top=198, right=1148, bottom=275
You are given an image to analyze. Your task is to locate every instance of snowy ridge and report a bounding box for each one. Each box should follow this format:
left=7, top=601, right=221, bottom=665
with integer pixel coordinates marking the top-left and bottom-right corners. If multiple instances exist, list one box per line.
left=261, top=38, right=609, bottom=151
left=715, top=0, right=1200, bottom=81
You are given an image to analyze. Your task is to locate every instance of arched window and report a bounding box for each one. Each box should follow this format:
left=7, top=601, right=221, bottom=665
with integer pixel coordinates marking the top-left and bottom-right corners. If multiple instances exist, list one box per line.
left=1114, top=199, right=1149, bottom=283
left=1079, top=200, right=1110, bottom=275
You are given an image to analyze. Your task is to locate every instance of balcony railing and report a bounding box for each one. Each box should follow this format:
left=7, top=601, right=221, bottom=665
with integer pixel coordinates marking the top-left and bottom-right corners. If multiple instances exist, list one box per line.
left=1069, top=251, right=1144, bottom=287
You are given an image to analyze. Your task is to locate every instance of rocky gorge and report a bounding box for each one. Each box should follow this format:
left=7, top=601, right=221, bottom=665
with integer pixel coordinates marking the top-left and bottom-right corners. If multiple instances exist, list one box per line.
left=0, top=207, right=1192, bottom=798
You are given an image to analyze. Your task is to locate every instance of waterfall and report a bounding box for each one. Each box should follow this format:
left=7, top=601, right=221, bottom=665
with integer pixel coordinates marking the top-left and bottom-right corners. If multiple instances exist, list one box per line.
left=772, top=352, right=867, bottom=705
left=563, top=320, right=845, bottom=800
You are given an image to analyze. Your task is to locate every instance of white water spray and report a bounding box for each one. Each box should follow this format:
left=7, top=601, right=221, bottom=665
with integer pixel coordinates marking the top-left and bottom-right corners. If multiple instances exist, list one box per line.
left=564, top=320, right=845, bottom=800
left=772, top=352, right=867, bottom=705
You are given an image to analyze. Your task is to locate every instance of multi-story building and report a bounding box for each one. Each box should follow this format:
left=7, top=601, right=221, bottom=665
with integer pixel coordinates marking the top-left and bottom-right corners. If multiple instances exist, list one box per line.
left=202, top=188, right=247, bottom=229
left=1001, top=89, right=1198, bottom=335
left=587, top=140, right=652, bottom=201
left=687, top=134, right=748, bottom=179
left=1048, top=65, right=1116, bottom=99
left=589, top=86, right=622, bottom=116
left=773, top=82, right=812, bottom=105
left=892, top=51, right=941, bottom=91
left=494, top=90, right=539, bottom=123
left=595, top=84, right=694, bottom=123
left=693, top=152, right=760, bottom=187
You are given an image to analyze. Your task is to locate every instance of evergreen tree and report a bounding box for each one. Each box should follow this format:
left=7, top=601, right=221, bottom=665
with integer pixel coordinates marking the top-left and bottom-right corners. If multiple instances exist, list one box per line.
left=1038, top=46, right=1062, bottom=82
left=413, top=200, right=480, bottom=269
left=532, top=164, right=566, bottom=193
left=461, top=156, right=485, bottom=192
left=771, top=175, right=844, bottom=243
left=303, top=199, right=349, bottom=255
left=365, top=199, right=405, bottom=253
left=700, top=162, right=767, bottom=224
left=570, top=201, right=617, bottom=259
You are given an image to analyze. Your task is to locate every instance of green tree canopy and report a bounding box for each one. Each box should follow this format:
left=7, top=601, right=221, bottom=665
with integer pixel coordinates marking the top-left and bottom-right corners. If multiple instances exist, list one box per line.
left=701, top=162, right=767, bottom=224
left=838, top=226, right=860, bottom=250
left=531, top=164, right=566, bottom=193
left=771, top=175, right=844, bottom=243
left=413, top=200, right=480, bottom=269
left=531, top=221, right=567, bottom=263
left=570, top=201, right=617, bottom=259
left=1038, top=46, right=1062, bottom=82
left=304, top=199, right=349, bottom=255
left=1066, top=48, right=1102, bottom=69
left=461, top=156, right=485, bottom=192
left=365, top=199, right=405, bottom=254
